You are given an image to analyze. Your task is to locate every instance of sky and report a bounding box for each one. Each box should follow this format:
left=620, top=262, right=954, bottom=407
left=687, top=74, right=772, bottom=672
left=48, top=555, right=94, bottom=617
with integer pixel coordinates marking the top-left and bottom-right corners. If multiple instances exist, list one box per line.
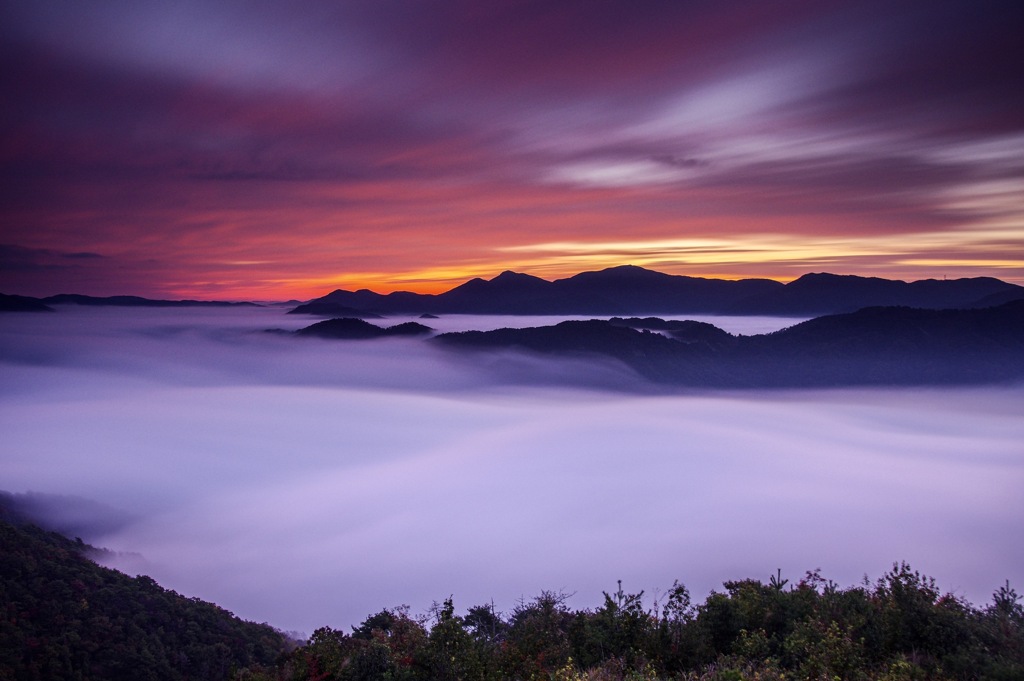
left=1, top=0, right=1023, bottom=299
left=3, top=307, right=1022, bottom=634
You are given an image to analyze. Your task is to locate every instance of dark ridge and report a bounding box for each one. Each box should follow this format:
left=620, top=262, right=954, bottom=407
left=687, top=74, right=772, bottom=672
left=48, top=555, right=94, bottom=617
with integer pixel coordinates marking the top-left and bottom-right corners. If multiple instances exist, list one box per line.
left=435, top=301, right=1024, bottom=388
left=295, top=317, right=432, bottom=339
left=970, top=287, right=1024, bottom=308
left=435, top=319, right=679, bottom=356
left=439, top=270, right=581, bottom=314
left=289, top=288, right=437, bottom=316
left=43, top=294, right=260, bottom=307
left=287, top=299, right=385, bottom=317
left=609, top=316, right=737, bottom=348
left=552, top=265, right=783, bottom=314
left=384, top=321, right=436, bottom=336
left=434, top=320, right=737, bottom=385
left=289, top=267, right=1023, bottom=317
left=0, top=292, right=54, bottom=312
left=729, top=272, right=1021, bottom=315
left=0, top=515, right=290, bottom=680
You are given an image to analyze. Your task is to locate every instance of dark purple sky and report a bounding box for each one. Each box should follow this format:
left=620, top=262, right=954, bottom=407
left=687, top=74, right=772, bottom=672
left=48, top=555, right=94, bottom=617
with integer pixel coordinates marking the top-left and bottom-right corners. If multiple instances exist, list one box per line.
left=2, top=0, right=1022, bottom=298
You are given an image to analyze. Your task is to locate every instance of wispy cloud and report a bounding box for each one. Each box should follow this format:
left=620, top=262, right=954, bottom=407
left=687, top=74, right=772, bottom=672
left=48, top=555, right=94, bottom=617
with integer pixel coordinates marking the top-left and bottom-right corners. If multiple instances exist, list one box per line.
left=1, top=1, right=1022, bottom=297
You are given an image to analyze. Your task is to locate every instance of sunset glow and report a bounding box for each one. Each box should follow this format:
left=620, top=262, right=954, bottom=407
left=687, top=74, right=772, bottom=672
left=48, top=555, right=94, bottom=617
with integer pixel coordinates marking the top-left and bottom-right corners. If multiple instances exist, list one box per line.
left=1, top=1, right=1022, bottom=299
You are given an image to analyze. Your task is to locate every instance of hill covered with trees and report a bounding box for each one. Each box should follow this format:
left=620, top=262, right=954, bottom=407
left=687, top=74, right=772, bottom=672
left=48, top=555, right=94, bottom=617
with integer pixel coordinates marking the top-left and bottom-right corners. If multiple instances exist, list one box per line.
left=3, top=509, right=1022, bottom=680
left=433, top=301, right=1024, bottom=388
left=0, top=517, right=291, bottom=680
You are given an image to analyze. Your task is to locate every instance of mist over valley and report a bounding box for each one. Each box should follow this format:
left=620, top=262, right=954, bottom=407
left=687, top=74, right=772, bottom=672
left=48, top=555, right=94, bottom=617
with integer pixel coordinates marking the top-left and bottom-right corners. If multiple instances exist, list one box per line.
left=2, top=303, right=1022, bottom=635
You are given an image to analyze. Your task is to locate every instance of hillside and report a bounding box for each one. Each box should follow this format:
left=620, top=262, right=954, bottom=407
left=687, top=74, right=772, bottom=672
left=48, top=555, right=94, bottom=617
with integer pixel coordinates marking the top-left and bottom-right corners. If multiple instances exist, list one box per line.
left=294, top=318, right=433, bottom=340
left=5, top=510, right=1022, bottom=680
left=0, top=513, right=290, bottom=680
left=0, top=293, right=54, bottom=312
left=434, top=301, right=1024, bottom=388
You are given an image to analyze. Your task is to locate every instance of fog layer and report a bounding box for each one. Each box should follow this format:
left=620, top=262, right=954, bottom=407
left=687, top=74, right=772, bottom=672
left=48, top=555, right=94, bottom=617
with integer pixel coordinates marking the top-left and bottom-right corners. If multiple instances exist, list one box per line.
left=1, top=307, right=1021, bottom=634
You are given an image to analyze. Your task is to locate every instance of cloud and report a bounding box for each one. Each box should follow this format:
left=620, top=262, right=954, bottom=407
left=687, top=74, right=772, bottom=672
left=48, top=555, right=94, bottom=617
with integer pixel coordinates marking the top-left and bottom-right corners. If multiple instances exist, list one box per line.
left=0, top=243, right=104, bottom=273
left=1, top=0, right=1022, bottom=295
left=1, top=306, right=1022, bottom=635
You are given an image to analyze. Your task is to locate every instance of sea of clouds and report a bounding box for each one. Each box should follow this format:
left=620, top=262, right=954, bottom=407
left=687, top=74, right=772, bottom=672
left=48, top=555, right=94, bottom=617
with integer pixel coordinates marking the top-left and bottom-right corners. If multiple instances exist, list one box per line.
left=2, top=306, right=1022, bottom=635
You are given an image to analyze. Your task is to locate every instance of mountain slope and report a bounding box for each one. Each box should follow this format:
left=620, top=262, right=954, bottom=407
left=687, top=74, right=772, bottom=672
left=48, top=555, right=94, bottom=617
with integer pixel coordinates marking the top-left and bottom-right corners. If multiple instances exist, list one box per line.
left=730, top=272, right=1019, bottom=315
left=0, top=514, right=289, bottom=681
left=294, top=318, right=432, bottom=339
left=0, top=293, right=54, bottom=312
left=435, top=301, right=1024, bottom=388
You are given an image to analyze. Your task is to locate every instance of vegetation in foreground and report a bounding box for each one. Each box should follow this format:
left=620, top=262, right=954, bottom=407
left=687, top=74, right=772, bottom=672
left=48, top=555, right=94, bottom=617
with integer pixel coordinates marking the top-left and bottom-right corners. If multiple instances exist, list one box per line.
left=2, top=512, right=1022, bottom=681
left=0, top=519, right=291, bottom=680
left=242, top=567, right=1024, bottom=681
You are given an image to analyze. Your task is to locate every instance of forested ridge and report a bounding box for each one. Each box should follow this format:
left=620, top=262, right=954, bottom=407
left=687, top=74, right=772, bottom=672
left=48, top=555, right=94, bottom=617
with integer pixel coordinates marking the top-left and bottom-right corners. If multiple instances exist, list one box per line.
left=0, top=518, right=290, bottom=680
left=3, top=514, right=1022, bottom=680
left=433, top=302, right=1024, bottom=388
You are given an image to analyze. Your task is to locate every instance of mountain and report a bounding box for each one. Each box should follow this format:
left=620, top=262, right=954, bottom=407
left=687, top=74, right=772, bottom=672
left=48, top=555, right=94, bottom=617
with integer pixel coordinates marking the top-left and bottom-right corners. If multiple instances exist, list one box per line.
left=3, top=292, right=267, bottom=311
left=0, top=293, right=54, bottom=312
left=439, top=270, right=587, bottom=313
left=290, top=267, right=1023, bottom=317
left=609, top=316, right=738, bottom=349
left=0, top=512, right=290, bottom=680
left=728, top=272, right=1021, bottom=315
left=434, top=301, right=1024, bottom=388
left=286, top=300, right=384, bottom=317
left=42, top=294, right=260, bottom=307
left=295, top=318, right=433, bottom=339
left=552, top=265, right=782, bottom=313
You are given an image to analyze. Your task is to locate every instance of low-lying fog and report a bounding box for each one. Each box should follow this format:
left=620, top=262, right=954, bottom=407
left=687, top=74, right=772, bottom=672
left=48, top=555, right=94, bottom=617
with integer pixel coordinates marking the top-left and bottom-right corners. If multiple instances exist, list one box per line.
left=2, top=306, right=1022, bottom=635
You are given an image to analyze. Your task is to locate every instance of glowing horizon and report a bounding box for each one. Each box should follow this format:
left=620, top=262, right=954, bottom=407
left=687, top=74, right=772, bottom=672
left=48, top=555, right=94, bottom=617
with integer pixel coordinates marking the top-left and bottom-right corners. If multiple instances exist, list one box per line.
left=1, top=1, right=1021, bottom=300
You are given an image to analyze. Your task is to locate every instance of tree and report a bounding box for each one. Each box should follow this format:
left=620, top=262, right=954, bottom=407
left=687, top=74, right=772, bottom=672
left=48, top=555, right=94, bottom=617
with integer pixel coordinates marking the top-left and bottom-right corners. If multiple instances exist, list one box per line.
left=503, top=591, right=574, bottom=679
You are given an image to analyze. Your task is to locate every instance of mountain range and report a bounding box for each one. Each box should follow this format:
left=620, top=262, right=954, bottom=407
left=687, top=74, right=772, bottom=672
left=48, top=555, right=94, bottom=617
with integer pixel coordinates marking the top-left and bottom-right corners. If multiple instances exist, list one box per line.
left=289, top=266, right=1024, bottom=317
left=0, top=293, right=258, bottom=312
left=4, top=267, right=1021, bottom=316
left=431, top=301, right=1024, bottom=388
left=289, top=300, right=1024, bottom=389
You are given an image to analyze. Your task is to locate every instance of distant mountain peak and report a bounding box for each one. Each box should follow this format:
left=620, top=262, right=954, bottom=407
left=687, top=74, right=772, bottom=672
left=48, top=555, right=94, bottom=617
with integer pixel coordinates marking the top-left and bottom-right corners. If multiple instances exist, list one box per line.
left=288, top=267, right=1021, bottom=317
left=791, top=272, right=886, bottom=283
left=491, top=270, right=542, bottom=282
left=601, top=264, right=662, bottom=275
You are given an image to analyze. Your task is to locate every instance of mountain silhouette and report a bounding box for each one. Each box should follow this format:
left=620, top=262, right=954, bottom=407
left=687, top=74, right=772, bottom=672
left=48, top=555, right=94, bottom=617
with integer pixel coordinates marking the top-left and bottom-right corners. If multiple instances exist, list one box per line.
left=0, top=513, right=289, bottom=679
left=434, top=301, right=1024, bottom=388
left=0, top=293, right=54, bottom=312
left=728, top=272, right=1021, bottom=315
left=285, top=300, right=384, bottom=318
left=608, top=316, right=737, bottom=349
left=295, top=318, right=433, bottom=339
left=42, top=294, right=259, bottom=307
left=290, top=266, right=1021, bottom=317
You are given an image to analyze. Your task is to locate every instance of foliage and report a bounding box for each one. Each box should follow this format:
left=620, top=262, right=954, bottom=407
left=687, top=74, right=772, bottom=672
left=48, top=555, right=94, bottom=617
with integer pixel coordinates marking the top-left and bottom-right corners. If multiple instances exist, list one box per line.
left=0, top=519, right=290, bottom=680
left=242, top=565, right=1024, bottom=681
left=3, top=517, right=1020, bottom=681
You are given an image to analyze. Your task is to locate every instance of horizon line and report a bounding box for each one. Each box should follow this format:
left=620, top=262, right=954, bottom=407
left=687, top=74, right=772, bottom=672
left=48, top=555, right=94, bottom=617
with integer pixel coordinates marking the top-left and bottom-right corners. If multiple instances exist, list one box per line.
left=5, top=265, right=1019, bottom=304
